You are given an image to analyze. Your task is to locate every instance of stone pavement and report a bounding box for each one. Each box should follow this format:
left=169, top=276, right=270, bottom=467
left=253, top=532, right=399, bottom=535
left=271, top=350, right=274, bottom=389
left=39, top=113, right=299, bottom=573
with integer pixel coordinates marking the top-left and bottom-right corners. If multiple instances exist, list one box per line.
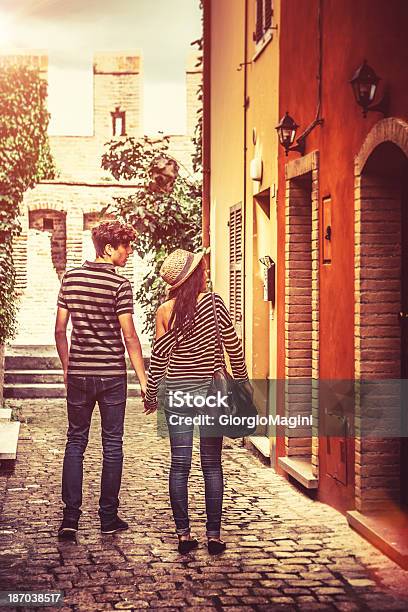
left=0, top=398, right=408, bottom=612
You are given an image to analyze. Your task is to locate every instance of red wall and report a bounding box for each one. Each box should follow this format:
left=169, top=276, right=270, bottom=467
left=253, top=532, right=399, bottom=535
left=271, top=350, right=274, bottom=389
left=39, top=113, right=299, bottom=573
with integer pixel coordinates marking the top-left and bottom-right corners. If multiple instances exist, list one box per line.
left=276, top=0, right=408, bottom=508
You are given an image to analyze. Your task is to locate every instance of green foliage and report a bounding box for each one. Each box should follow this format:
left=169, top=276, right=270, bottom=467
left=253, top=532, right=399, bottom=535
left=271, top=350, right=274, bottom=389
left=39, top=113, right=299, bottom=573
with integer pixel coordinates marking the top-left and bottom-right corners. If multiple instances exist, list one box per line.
left=0, top=64, right=55, bottom=344
left=102, top=2, right=204, bottom=339
left=101, top=136, right=202, bottom=338
left=191, top=33, right=203, bottom=175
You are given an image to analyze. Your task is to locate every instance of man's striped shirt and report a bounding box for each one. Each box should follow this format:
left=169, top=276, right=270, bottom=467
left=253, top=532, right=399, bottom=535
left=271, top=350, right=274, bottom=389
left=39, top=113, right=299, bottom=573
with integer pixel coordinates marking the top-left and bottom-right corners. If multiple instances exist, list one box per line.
left=57, top=260, right=133, bottom=376
left=145, top=292, right=248, bottom=407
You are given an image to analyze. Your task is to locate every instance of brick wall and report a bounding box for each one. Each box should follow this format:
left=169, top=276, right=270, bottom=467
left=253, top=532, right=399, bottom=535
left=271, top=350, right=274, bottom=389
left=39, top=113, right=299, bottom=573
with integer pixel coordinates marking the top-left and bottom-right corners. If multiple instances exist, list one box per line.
left=0, top=51, right=48, bottom=76
left=284, top=152, right=320, bottom=473
left=14, top=183, right=150, bottom=346
left=14, top=230, right=61, bottom=345
left=94, top=53, right=142, bottom=139
left=354, top=118, right=408, bottom=513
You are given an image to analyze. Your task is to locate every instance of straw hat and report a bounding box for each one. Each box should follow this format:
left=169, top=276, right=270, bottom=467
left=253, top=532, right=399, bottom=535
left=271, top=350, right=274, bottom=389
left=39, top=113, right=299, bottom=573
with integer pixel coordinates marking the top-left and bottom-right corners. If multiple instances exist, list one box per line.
left=160, top=249, right=204, bottom=290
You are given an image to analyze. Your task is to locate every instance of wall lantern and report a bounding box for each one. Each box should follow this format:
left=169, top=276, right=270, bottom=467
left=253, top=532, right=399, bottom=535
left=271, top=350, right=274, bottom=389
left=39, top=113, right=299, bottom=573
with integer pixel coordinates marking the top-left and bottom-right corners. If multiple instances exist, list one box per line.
left=276, top=111, right=324, bottom=157
left=350, top=60, right=389, bottom=118
left=275, top=112, right=304, bottom=156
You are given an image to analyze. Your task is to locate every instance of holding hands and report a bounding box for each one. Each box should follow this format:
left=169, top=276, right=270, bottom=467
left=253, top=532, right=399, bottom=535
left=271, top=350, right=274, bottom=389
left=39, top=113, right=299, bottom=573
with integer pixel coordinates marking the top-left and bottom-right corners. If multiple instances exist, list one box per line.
left=140, top=384, right=157, bottom=414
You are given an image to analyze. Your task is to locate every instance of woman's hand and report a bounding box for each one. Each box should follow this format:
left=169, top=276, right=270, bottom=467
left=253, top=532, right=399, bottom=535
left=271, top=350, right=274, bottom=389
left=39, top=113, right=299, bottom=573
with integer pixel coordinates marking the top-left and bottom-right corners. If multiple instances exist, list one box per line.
left=143, top=400, right=158, bottom=415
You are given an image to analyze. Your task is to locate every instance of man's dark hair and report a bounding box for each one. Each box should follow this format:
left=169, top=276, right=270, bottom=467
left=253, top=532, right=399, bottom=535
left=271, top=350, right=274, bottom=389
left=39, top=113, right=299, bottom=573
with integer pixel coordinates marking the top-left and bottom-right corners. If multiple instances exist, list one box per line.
left=91, top=221, right=137, bottom=257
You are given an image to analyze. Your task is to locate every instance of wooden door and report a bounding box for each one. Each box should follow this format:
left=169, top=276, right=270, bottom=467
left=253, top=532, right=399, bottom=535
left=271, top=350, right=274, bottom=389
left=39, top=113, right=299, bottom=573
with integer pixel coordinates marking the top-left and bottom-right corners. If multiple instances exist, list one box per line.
left=229, top=203, right=243, bottom=339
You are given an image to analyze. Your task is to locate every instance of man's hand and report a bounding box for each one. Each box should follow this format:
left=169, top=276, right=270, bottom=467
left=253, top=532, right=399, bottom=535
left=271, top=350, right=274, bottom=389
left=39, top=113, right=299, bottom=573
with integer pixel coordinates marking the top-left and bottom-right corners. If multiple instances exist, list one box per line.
left=55, top=307, right=70, bottom=383
left=119, top=313, right=147, bottom=394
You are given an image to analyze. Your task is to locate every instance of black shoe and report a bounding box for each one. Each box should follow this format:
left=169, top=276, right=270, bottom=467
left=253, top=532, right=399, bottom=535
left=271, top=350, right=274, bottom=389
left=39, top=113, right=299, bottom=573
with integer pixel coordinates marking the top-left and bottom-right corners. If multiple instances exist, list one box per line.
left=178, top=537, right=199, bottom=554
left=101, top=516, right=129, bottom=534
left=58, top=518, right=78, bottom=538
left=207, top=539, right=226, bottom=555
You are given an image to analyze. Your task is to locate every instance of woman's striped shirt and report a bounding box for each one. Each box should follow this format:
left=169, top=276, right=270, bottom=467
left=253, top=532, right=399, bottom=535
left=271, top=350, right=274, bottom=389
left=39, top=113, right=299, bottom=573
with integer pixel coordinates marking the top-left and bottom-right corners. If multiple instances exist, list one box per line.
left=57, top=261, right=134, bottom=376
left=145, top=292, right=248, bottom=407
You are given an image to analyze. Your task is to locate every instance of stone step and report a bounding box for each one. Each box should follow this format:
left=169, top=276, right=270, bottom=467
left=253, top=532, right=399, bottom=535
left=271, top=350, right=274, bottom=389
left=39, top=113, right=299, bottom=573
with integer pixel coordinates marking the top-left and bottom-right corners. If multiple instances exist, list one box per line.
left=5, top=370, right=141, bottom=384
left=5, top=355, right=151, bottom=370
left=0, top=408, right=12, bottom=420
left=7, top=344, right=151, bottom=355
left=0, top=421, right=20, bottom=460
left=7, top=345, right=62, bottom=355
left=3, top=383, right=142, bottom=399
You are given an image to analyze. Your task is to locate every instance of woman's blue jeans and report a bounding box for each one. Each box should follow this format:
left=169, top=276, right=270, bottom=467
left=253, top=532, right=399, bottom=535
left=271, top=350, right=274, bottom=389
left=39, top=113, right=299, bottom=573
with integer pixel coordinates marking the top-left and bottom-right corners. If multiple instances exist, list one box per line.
left=62, top=375, right=126, bottom=524
left=164, top=382, right=224, bottom=538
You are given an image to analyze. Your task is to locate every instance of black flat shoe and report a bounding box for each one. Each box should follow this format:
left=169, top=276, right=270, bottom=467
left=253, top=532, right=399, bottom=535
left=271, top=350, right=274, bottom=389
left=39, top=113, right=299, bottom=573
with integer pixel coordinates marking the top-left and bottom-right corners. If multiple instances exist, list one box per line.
left=207, top=539, right=226, bottom=555
left=58, top=518, right=78, bottom=539
left=178, top=538, right=199, bottom=554
left=101, top=516, right=129, bottom=534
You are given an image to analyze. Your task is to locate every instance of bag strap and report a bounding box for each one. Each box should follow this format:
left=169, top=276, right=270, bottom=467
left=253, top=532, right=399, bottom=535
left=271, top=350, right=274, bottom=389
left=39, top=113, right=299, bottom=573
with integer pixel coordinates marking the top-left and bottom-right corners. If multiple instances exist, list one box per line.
left=211, top=293, right=226, bottom=368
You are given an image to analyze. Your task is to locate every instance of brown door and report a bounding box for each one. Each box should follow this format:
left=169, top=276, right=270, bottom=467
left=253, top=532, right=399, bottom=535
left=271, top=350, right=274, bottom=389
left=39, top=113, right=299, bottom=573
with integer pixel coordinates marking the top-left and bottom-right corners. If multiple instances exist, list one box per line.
left=400, top=177, right=408, bottom=509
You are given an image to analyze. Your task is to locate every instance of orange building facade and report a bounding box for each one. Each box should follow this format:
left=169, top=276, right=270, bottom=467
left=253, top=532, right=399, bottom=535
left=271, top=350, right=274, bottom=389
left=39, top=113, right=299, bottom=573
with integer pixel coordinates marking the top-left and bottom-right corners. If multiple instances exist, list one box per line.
left=204, top=0, right=408, bottom=567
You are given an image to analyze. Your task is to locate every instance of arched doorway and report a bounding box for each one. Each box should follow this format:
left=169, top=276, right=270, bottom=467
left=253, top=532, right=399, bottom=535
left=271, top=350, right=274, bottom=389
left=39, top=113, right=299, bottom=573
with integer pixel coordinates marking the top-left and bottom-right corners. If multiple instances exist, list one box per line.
left=354, top=118, right=408, bottom=516
left=14, top=208, right=67, bottom=344
left=28, top=209, right=67, bottom=280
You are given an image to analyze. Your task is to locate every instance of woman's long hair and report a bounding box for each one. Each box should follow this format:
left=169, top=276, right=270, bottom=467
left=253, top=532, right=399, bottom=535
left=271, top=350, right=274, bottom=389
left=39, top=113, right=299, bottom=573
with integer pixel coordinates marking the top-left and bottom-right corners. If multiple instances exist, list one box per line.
left=167, top=259, right=206, bottom=337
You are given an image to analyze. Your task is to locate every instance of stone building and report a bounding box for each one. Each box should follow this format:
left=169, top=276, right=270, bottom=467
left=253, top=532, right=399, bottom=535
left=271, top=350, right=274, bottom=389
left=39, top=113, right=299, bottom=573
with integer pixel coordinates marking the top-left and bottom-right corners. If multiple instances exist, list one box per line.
left=1, top=50, right=201, bottom=346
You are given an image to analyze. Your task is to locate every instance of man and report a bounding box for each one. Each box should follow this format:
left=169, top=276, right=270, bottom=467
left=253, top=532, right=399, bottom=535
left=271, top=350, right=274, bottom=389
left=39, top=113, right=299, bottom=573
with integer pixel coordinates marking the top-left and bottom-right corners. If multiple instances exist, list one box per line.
left=55, top=220, right=147, bottom=536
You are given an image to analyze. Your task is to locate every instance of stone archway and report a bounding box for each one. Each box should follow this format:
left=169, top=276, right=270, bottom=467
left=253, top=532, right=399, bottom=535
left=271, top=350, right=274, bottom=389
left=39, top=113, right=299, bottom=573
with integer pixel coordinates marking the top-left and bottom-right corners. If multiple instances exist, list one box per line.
left=28, top=209, right=67, bottom=279
left=14, top=203, right=67, bottom=345
left=354, top=117, right=408, bottom=514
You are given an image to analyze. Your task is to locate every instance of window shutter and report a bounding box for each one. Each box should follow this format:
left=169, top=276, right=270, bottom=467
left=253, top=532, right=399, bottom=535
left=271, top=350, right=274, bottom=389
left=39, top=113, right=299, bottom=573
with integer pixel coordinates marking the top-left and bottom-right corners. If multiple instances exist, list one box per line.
left=255, top=0, right=264, bottom=43
left=265, top=0, right=273, bottom=30
left=229, top=203, right=243, bottom=338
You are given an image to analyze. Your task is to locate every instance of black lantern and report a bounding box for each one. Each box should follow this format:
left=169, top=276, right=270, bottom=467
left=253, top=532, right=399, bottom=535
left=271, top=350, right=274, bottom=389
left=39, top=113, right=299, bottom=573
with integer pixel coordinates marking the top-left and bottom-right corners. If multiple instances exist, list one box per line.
left=276, top=112, right=298, bottom=150
left=276, top=112, right=305, bottom=156
left=350, top=60, right=388, bottom=118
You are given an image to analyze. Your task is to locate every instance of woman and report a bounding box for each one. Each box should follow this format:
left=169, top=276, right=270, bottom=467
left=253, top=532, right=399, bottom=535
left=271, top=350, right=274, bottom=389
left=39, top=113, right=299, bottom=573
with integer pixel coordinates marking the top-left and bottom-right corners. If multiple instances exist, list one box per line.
left=143, top=249, right=249, bottom=554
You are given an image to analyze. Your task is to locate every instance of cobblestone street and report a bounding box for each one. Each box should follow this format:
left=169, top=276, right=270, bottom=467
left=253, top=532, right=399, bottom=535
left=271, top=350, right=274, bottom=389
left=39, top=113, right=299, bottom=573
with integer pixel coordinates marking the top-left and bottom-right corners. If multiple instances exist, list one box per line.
left=1, top=398, right=408, bottom=611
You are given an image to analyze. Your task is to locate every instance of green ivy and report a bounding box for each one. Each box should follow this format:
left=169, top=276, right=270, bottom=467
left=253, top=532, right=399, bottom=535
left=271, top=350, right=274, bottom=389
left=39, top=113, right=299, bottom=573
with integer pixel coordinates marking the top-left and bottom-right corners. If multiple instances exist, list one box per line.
left=0, top=64, right=55, bottom=344
left=102, top=5, right=204, bottom=339
left=101, top=135, right=202, bottom=338
left=191, top=27, right=203, bottom=175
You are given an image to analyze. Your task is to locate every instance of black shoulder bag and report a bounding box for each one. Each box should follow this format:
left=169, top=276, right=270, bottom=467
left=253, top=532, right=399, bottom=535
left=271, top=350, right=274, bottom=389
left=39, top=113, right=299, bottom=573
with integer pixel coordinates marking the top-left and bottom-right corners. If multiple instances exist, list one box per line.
left=205, top=293, right=258, bottom=438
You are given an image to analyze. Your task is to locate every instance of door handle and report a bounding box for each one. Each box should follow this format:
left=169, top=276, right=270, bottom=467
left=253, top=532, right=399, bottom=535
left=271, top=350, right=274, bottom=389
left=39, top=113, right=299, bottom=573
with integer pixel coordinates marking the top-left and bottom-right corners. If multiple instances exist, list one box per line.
left=398, top=312, right=408, bottom=321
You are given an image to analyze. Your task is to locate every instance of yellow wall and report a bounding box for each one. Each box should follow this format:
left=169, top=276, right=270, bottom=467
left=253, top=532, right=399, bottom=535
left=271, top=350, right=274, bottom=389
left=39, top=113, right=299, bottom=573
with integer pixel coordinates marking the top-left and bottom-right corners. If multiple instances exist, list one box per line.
left=210, top=0, right=280, bottom=392
left=245, top=1, right=280, bottom=384
left=209, top=0, right=245, bottom=300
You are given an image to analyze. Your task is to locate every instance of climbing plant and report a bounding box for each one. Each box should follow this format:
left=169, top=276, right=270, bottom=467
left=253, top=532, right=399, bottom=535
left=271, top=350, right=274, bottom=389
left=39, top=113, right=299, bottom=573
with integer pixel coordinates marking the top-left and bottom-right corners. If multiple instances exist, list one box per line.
left=0, top=64, right=55, bottom=344
left=191, top=10, right=203, bottom=175
left=101, top=135, right=202, bottom=337
left=102, top=2, right=204, bottom=338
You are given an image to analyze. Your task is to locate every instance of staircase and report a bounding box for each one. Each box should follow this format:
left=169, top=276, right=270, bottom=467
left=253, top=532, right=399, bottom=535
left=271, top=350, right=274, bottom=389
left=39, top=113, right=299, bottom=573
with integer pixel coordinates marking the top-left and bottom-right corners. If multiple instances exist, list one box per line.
left=4, top=345, right=151, bottom=399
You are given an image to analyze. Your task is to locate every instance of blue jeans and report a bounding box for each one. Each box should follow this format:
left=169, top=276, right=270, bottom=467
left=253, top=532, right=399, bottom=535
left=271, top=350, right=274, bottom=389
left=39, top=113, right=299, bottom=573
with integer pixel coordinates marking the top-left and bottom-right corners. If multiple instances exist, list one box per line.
left=62, top=375, right=126, bottom=524
left=165, top=383, right=223, bottom=538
